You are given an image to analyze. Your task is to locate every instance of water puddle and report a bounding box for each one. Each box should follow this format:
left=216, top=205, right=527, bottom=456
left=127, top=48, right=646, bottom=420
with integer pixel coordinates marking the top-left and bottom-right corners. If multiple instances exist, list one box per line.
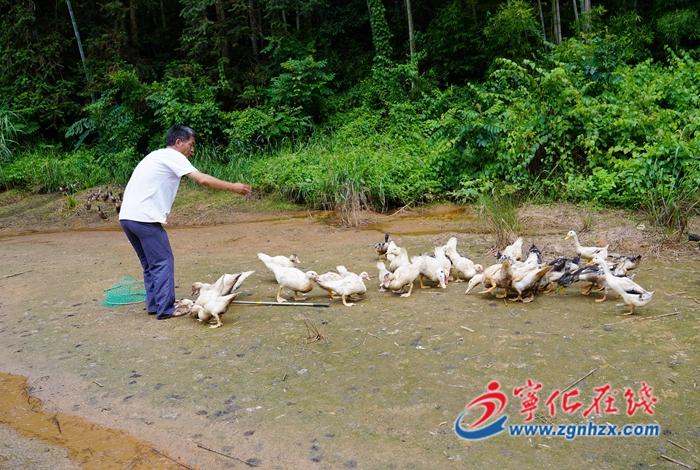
left=0, top=372, right=185, bottom=469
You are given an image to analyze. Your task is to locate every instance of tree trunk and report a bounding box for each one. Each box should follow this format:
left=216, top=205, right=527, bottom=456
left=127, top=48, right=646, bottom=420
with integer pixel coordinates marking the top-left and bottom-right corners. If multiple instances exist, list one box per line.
left=281, top=9, right=288, bottom=34
left=404, top=0, right=414, bottom=60
left=552, top=0, right=562, bottom=44
left=572, top=0, right=579, bottom=22
left=129, top=0, right=138, bottom=46
left=248, top=0, right=259, bottom=58
left=65, top=0, right=91, bottom=94
left=159, top=0, right=166, bottom=29
left=582, top=0, right=591, bottom=31
left=537, top=0, right=547, bottom=41
left=296, top=8, right=300, bottom=32
left=366, top=0, right=392, bottom=60
left=257, top=4, right=264, bottom=51
left=215, top=0, right=230, bottom=60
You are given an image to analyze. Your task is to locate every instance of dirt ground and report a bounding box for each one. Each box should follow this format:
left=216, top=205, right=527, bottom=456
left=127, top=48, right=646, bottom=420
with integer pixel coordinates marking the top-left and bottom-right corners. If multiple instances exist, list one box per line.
left=0, top=189, right=699, bottom=469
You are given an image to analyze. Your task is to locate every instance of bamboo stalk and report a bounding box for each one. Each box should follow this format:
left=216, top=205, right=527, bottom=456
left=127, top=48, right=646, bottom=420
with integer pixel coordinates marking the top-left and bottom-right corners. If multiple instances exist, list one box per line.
left=232, top=300, right=329, bottom=307
left=659, top=454, right=693, bottom=469
left=65, top=0, right=92, bottom=100
left=562, top=368, right=597, bottom=392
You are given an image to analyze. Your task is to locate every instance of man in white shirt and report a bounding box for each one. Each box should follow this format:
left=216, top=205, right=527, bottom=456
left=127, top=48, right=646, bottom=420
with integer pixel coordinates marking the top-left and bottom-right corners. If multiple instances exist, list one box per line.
left=119, top=124, right=251, bottom=320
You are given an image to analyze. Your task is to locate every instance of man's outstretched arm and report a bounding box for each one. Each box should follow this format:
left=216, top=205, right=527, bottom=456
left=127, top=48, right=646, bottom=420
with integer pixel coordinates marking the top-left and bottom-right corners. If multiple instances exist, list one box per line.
left=186, top=171, right=251, bottom=195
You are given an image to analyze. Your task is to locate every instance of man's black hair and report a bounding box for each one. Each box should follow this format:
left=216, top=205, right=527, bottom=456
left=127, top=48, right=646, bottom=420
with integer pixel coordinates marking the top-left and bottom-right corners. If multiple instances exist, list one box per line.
left=166, top=124, right=196, bottom=146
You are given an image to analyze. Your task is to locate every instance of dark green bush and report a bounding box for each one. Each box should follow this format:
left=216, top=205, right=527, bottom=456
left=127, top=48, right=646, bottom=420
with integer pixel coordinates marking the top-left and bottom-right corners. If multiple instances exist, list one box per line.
left=147, top=70, right=225, bottom=146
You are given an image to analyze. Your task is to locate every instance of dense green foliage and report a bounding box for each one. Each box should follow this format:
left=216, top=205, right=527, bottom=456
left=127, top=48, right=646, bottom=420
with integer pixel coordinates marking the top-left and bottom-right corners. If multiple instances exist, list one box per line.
left=1, top=0, right=698, bottom=231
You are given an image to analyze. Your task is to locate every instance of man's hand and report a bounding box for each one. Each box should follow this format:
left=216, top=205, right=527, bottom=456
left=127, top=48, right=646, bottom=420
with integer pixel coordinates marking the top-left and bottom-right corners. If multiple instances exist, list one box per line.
left=232, top=183, right=252, bottom=196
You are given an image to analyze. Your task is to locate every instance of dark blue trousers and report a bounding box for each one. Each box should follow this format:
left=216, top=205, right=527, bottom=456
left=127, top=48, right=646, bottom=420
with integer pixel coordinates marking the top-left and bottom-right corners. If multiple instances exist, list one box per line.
left=120, top=220, right=176, bottom=319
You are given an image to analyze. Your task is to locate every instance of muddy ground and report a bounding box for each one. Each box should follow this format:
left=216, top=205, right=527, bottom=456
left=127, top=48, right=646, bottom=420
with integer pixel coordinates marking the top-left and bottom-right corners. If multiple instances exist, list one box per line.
left=0, top=189, right=699, bottom=469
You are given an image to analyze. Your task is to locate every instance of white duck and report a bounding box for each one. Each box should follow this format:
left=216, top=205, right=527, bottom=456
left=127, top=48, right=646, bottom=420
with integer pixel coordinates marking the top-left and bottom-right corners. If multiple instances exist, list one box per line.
left=444, top=237, right=483, bottom=281
left=465, top=260, right=513, bottom=298
left=386, top=241, right=410, bottom=272
left=411, top=255, right=448, bottom=289
left=257, top=252, right=301, bottom=269
left=565, top=231, right=609, bottom=261
left=192, top=272, right=245, bottom=306
left=259, top=252, right=317, bottom=301
left=314, top=269, right=371, bottom=307
left=502, top=237, right=524, bottom=262
left=594, top=256, right=653, bottom=315
left=376, top=261, right=391, bottom=292
left=509, top=265, right=552, bottom=302
left=270, top=265, right=318, bottom=302
left=190, top=271, right=255, bottom=328
left=433, top=246, right=452, bottom=279
left=381, top=261, right=421, bottom=297
left=313, top=267, right=345, bottom=299
left=190, top=292, right=237, bottom=328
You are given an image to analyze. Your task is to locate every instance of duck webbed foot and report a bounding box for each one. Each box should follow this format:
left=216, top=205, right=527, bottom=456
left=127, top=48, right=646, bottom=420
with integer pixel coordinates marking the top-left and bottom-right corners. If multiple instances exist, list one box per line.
left=508, top=293, right=523, bottom=302
left=419, top=275, right=428, bottom=289
left=622, top=305, right=636, bottom=316
left=478, top=284, right=495, bottom=295
left=581, top=283, right=594, bottom=295
left=399, top=283, right=414, bottom=298
left=293, top=292, right=307, bottom=301
left=494, top=289, right=508, bottom=299
left=209, top=314, right=223, bottom=328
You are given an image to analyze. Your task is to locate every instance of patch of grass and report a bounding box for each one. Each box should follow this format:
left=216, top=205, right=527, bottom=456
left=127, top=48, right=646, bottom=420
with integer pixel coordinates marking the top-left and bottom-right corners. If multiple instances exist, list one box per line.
left=0, top=149, right=109, bottom=192
left=579, top=209, right=595, bottom=234
left=174, top=184, right=301, bottom=213
left=640, top=151, right=700, bottom=240
left=247, top=128, right=442, bottom=223
left=478, top=192, right=521, bottom=248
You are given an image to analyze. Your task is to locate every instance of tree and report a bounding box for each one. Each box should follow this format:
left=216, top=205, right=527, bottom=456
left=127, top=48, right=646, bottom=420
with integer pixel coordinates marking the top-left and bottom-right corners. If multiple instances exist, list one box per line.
left=366, top=0, right=392, bottom=60
left=537, top=0, right=547, bottom=41
left=65, top=0, right=91, bottom=89
left=484, top=0, right=543, bottom=59
left=552, top=0, right=562, bottom=44
left=405, top=0, right=415, bottom=60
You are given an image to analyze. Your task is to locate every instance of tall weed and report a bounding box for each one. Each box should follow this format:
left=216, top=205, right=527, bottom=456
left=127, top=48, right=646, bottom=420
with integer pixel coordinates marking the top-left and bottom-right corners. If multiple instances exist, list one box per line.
left=477, top=191, right=521, bottom=248
left=0, top=106, right=21, bottom=162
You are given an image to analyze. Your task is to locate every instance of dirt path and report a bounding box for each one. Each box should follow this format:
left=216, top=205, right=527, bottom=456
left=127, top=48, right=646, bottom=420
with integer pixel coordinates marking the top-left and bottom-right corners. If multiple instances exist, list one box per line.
left=0, top=199, right=699, bottom=469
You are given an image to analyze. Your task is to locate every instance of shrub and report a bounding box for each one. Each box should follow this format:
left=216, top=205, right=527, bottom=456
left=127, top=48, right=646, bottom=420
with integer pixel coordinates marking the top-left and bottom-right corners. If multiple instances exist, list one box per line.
left=483, top=0, right=543, bottom=62
left=147, top=71, right=225, bottom=146
left=656, top=9, right=700, bottom=50
left=249, top=109, right=443, bottom=212
left=223, top=106, right=312, bottom=155
left=80, top=68, right=150, bottom=153
left=267, top=56, right=334, bottom=119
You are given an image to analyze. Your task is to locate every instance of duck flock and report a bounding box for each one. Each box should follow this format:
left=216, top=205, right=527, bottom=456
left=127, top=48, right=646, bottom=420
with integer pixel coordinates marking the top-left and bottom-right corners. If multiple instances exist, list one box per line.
left=173, top=230, right=653, bottom=328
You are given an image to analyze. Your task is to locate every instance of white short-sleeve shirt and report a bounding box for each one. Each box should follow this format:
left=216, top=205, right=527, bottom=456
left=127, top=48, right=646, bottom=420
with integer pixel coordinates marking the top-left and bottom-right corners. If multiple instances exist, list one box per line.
left=119, top=147, right=198, bottom=224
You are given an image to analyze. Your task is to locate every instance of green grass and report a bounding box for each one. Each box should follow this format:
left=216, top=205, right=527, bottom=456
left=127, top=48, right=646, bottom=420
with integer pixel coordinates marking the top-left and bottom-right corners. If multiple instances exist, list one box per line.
left=477, top=192, right=521, bottom=248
